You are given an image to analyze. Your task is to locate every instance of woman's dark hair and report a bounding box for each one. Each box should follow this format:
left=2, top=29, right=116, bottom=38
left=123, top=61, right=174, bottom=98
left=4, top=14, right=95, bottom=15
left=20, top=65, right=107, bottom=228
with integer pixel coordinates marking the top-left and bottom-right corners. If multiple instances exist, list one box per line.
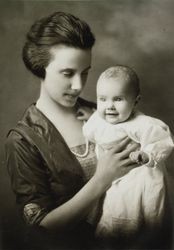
left=22, top=12, right=95, bottom=79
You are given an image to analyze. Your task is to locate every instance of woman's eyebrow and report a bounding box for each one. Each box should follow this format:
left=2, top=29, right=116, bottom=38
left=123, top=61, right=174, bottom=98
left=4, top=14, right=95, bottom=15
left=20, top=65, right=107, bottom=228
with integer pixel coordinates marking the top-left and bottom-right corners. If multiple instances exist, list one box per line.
left=59, top=66, right=91, bottom=73
left=59, top=68, right=74, bottom=72
left=83, top=66, right=91, bottom=71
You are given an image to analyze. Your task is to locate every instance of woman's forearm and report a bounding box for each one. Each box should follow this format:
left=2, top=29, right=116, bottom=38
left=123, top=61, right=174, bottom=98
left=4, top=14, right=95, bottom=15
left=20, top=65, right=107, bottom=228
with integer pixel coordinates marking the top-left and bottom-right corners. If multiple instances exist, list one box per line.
left=40, top=139, right=139, bottom=231
left=39, top=174, right=106, bottom=230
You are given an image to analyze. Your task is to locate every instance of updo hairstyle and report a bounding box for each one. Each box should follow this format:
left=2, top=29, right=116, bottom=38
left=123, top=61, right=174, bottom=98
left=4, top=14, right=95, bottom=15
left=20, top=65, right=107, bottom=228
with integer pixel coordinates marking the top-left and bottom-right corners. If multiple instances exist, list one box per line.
left=22, top=12, right=95, bottom=79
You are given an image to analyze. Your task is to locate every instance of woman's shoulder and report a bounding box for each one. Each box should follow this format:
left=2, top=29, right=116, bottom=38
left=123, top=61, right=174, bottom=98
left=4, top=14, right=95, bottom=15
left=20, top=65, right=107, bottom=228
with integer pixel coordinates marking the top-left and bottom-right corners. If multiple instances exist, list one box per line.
left=5, top=104, right=47, bottom=152
left=7, top=103, right=57, bottom=142
left=5, top=128, right=41, bottom=175
left=6, top=129, right=25, bottom=151
left=6, top=125, right=40, bottom=159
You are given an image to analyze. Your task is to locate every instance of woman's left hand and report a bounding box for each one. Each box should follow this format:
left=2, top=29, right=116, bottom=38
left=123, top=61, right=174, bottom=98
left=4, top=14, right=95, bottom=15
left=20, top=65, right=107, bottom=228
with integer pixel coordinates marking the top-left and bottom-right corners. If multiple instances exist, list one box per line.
left=76, top=107, right=95, bottom=121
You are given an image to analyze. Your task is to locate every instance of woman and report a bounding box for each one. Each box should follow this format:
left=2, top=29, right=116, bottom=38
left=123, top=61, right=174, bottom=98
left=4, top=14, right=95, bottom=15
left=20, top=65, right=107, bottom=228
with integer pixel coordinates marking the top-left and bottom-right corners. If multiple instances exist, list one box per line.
left=5, top=12, right=140, bottom=249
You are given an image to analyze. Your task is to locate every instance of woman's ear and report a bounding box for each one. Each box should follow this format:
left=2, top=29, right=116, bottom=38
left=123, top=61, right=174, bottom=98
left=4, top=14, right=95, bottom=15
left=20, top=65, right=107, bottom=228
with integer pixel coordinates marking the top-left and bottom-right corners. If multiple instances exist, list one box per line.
left=134, top=95, right=141, bottom=106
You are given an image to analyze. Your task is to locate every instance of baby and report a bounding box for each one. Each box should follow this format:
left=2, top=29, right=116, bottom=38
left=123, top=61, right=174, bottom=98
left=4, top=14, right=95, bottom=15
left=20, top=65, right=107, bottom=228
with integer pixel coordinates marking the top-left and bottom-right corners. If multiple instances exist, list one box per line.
left=82, top=66, right=174, bottom=239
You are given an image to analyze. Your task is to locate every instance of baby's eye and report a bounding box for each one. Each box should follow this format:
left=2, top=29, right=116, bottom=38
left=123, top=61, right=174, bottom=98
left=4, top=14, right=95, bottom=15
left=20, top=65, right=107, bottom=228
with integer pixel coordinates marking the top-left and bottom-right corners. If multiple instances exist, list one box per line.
left=114, top=97, right=123, bottom=102
left=98, top=97, right=106, bottom=102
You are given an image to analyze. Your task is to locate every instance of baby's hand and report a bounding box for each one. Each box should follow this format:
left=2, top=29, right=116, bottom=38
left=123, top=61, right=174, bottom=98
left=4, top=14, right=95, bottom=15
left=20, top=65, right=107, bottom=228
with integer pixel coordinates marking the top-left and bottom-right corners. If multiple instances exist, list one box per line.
left=76, top=107, right=95, bottom=121
left=129, top=151, right=149, bottom=165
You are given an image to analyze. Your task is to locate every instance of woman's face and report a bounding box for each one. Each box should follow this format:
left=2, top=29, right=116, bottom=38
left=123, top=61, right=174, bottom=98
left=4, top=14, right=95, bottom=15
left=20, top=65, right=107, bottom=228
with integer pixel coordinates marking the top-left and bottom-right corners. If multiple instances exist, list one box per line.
left=42, top=45, right=92, bottom=108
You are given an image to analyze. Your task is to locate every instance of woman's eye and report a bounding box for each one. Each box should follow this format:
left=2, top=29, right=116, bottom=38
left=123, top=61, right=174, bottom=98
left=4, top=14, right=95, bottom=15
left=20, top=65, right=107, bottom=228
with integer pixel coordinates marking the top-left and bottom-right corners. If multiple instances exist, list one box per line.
left=63, top=71, right=73, bottom=77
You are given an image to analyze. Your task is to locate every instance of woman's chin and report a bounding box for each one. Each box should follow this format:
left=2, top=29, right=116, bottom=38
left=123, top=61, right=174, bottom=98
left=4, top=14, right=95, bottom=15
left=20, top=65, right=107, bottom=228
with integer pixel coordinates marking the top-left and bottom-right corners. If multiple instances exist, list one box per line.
left=56, top=99, right=77, bottom=108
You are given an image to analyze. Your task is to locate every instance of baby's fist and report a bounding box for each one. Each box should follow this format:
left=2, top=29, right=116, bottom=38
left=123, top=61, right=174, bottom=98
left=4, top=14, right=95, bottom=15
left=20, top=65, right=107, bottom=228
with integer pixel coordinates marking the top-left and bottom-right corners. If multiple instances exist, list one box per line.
left=129, top=151, right=149, bottom=165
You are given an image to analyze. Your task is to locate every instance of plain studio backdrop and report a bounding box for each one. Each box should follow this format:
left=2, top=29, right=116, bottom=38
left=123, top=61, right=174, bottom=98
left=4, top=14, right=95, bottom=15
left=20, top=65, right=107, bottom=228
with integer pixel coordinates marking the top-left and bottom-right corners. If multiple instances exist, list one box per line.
left=0, top=0, right=174, bottom=249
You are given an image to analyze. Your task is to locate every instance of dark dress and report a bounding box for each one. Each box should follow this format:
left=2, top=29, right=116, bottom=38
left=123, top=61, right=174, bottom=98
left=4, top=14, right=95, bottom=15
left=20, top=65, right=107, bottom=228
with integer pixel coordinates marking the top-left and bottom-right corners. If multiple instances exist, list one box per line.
left=5, top=98, right=173, bottom=250
left=5, top=98, right=102, bottom=250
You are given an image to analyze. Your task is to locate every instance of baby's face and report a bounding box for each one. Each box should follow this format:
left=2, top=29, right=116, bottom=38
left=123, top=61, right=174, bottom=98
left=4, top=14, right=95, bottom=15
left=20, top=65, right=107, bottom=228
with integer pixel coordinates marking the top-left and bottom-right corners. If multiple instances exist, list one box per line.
left=97, top=77, right=137, bottom=124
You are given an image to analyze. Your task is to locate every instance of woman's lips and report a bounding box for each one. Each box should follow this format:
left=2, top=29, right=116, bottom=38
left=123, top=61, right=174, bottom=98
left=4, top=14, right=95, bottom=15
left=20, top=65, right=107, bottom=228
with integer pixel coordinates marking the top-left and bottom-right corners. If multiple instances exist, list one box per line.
left=64, top=93, right=79, bottom=101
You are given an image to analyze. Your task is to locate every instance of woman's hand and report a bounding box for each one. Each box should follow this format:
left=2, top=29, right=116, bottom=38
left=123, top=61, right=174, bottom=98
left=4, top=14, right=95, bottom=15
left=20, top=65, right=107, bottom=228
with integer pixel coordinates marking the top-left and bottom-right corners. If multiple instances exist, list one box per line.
left=94, top=137, right=140, bottom=189
left=40, top=137, right=139, bottom=230
left=76, top=107, right=95, bottom=121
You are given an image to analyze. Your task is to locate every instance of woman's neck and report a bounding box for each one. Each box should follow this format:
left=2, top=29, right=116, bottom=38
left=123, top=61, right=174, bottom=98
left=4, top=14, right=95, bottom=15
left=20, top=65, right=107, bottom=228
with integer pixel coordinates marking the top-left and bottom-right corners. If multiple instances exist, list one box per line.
left=36, top=83, right=85, bottom=147
left=36, top=84, right=77, bottom=122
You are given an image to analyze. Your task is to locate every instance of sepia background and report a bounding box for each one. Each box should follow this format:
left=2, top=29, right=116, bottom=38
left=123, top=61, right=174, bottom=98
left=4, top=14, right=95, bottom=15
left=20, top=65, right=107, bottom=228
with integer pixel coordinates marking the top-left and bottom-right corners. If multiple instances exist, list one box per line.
left=0, top=0, right=174, bottom=249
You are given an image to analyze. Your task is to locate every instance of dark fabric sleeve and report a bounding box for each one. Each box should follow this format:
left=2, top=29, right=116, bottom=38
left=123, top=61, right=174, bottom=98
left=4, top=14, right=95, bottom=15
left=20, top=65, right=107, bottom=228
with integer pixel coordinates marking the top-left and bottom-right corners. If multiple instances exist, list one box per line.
left=78, top=97, right=97, bottom=109
left=5, top=131, right=55, bottom=225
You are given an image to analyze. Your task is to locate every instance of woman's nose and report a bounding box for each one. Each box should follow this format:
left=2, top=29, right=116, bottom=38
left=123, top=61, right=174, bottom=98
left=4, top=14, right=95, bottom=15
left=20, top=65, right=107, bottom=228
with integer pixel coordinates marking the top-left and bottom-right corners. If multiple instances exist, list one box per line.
left=71, top=76, right=83, bottom=91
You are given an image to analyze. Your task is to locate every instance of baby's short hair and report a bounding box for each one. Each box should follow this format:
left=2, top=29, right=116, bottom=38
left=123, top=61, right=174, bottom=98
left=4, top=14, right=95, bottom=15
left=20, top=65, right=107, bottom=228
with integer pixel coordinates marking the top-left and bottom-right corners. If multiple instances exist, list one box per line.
left=98, top=65, right=140, bottom=97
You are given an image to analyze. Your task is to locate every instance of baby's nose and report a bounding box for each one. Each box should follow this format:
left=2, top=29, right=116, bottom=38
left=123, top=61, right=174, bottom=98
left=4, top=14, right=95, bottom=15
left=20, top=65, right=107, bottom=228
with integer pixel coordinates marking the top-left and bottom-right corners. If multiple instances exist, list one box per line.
left=107, top=101, right=115, bottom=109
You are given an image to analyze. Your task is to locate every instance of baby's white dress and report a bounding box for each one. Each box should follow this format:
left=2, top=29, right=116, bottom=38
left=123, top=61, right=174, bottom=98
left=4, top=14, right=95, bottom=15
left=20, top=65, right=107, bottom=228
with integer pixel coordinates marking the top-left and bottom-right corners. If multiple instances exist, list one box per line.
left=83, top=111, right=174, bottom=237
